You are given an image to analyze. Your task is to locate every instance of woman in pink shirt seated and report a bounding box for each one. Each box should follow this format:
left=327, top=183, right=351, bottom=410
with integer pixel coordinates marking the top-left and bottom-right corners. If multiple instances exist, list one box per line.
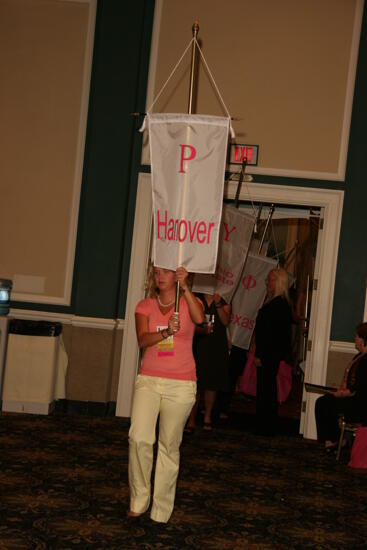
left=128, top=265, right=204, bottom=524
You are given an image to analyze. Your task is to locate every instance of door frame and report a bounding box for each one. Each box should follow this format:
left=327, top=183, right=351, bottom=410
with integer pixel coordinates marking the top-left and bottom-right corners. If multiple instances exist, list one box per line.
left=116, top=173, right=344, bottom=440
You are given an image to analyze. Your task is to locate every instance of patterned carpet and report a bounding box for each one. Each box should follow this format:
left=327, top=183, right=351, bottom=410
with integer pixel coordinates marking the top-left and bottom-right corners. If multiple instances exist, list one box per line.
left=0, top=406, right=367, bottom=549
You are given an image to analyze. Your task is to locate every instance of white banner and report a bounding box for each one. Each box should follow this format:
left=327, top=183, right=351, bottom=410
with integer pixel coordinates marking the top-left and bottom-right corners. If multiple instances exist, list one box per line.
left=192, top=205, right=255, bottom=303
left=148, top=113, right=230, bottom=273
left=228, top=253, right=278, bottom=349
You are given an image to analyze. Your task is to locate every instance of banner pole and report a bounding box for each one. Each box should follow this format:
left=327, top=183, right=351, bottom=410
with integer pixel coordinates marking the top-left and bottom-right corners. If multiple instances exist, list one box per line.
left=234, top=158, right=247, bottom=209
left=229, top=157, right=257, bottom=304
left=175, top=20, right=200, bottom=313
left=254, top=204, right=263, bottom=235
left=258, top=203, right=275, bottom=254
left=227, top=158, right=254, bottom=303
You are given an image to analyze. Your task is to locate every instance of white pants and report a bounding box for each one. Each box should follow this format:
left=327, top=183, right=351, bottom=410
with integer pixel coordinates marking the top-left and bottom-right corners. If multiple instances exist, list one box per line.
left=128, top=375, right=196, bottom=523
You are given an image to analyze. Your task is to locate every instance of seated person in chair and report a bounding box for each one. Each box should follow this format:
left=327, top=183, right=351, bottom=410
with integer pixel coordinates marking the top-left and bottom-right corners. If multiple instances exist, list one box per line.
left=315, top=322, right=367, bottom=452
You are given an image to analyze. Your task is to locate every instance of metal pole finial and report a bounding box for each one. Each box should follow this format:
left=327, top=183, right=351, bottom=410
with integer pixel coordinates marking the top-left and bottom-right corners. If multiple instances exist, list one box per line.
left=188, top=21, right=199, bottom=115
left=192, top=20, right=200, bottom=35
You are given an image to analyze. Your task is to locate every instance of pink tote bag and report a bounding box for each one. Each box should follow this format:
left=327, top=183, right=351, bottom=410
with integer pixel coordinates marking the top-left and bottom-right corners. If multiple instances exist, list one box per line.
left=348, top=427, right=367, bottom=469
left=239, top=351, right=292, bottom=404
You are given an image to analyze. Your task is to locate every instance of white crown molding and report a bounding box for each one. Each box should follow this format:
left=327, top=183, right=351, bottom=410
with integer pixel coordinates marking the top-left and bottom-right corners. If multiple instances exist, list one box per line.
left=224, top=180, right=344, bottom=208
left=9, top=309, right=73, bottom=325
left=115, top=319, right=125, bottom=331
left=11, top=293, right=73, bottom=305
left=71, top=316, right=121, bottom=330
left=228, top=164, right=345, bottom=181
left=329, top=341, right=356, bottom=354
left=9, top=308, right=124, bottom=331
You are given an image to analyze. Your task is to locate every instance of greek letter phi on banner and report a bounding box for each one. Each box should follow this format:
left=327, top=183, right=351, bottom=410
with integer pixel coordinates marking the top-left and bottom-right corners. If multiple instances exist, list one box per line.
left=148, top=113, right=230, bottom=273
left=228, top=253, right=278, bottom=350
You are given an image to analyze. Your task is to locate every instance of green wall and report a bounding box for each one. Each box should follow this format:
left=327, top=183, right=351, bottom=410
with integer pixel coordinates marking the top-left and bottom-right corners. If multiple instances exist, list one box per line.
left=331, top=3, right=367, bottom=341
left=72, top=0, right=155, bottom=318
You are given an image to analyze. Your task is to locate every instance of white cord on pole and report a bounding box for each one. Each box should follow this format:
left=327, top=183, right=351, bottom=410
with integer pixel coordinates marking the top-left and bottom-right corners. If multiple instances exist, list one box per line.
left=141, top=36, right=235, bottom=138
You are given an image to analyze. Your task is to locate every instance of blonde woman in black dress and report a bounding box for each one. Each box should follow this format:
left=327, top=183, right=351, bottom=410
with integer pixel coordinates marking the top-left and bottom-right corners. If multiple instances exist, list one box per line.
left=254, top=268, right=292, bottom=436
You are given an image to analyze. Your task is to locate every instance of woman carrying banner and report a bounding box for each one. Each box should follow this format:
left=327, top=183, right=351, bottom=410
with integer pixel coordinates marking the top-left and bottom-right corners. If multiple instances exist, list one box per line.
left=185, top=292, right=231, bottom=432
left=254, top=268, right=292, bottom=436
left=315, top=322, right=367, bottom=452
left=128, top=264, right=204, bottom=523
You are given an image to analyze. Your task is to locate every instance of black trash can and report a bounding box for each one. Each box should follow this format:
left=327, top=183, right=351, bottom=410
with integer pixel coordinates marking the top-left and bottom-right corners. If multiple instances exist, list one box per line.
left=8, top=319, right=62, bottom=337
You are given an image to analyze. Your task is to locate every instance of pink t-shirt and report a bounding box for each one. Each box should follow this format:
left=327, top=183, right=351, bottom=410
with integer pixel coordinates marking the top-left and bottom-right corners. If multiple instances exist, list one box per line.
left=135, top=297, right=199, bottom=381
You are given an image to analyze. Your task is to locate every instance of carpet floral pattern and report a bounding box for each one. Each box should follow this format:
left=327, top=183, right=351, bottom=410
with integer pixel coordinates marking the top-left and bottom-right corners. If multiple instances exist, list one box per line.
left=0, top=412, right=367, bottom=549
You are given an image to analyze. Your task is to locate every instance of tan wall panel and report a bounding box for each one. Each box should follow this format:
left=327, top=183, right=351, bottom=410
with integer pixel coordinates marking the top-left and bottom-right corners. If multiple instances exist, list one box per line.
left=0, top=0, right=92, bottom=300
left=326, top=349, right=354, bottom=387
left=149, top=0, right=358, bottom=175
left=65, top=326, right=115, bottom=403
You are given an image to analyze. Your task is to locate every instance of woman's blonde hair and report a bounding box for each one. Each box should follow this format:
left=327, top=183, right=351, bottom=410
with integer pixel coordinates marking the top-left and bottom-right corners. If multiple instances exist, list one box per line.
left=145, top=262, right=159, bottom=298
left=270, top=268, right=290, bottom=302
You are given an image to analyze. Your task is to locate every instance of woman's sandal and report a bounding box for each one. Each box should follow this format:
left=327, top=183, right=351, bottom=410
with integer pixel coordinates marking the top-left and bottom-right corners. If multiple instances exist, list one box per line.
left=203, top=422, right=212, bottom=431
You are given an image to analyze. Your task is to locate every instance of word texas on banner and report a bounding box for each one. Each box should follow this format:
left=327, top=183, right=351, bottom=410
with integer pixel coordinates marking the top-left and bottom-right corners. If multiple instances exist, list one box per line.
left=192, top=205, right=255, bottom=303
left=228, top=253, right=278, bottom=349
left=148, top=113, right=230, bottom=273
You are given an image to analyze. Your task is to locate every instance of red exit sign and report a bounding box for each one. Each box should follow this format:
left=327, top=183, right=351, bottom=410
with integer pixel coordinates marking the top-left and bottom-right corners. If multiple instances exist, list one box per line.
left=229, top=144, right=259, bottom=166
